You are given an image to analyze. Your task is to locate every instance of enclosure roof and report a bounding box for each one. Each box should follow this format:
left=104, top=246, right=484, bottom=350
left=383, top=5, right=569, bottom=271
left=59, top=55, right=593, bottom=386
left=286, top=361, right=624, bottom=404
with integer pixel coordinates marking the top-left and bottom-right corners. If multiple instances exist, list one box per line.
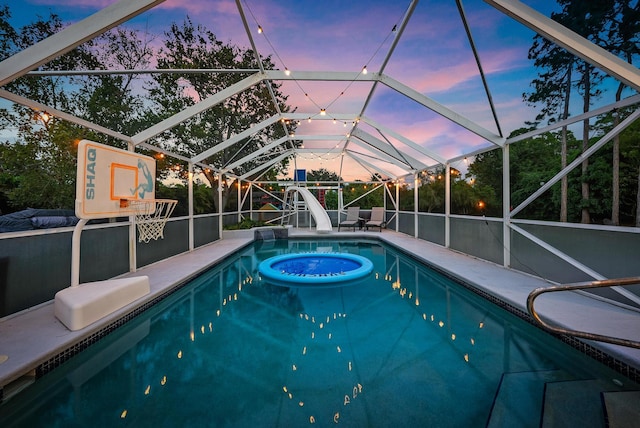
left=1, top=0, right=639, bottom=182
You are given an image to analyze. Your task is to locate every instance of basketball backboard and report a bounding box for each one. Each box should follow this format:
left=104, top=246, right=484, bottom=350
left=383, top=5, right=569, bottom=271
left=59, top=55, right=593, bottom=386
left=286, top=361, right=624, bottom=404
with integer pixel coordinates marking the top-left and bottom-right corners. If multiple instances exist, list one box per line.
left=76, top=140, right=156, bottom=219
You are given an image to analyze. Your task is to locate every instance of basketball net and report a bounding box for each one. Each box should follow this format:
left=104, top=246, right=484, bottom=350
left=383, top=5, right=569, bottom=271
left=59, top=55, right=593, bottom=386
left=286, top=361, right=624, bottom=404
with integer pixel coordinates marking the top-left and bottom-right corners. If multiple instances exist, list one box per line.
left=126, top=199, right=177, bottom=243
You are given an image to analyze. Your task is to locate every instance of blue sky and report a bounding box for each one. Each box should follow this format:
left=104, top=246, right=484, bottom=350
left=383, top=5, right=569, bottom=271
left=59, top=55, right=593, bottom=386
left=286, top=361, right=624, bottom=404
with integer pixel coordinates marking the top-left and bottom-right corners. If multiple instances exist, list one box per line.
left=3, top=0, right=636, bottom=180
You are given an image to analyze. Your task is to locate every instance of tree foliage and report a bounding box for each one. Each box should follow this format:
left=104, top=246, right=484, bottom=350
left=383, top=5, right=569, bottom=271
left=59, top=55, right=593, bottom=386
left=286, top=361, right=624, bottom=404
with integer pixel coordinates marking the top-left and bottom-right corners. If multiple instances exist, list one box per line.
left=0, top=4, right=638, bottom=228
left=468, top=122, right=640, bottom=225
left=523, top=0, right=640, bottom=225
left=306, top=168, right=341, bottom=183
left=0, top=10, right=293, bottom=215
left=144, top=18, right=295, bottom=210
left=414, top=167, right=486, bottom=215
left=0, top=8, right=98, bottom=211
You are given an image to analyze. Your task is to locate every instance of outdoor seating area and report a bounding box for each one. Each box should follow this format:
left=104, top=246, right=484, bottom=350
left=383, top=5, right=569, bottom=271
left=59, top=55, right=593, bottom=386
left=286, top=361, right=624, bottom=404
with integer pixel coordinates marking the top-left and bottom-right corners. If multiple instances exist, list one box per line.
left=337, top=207, right=387, bottom=231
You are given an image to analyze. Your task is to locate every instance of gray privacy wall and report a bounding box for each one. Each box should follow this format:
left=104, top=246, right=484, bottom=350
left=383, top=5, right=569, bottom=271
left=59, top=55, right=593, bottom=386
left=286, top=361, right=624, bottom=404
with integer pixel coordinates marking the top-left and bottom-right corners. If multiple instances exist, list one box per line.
left=1, top=209, right=639, bottom=317
left=0, top=215, right=220, bottom=317
left=394, top=211, right=640, bottom=307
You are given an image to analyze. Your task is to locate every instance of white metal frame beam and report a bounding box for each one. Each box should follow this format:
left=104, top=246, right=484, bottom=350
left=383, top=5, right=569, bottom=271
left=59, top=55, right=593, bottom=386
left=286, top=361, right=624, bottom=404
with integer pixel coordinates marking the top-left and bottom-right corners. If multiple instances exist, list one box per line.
left=509, top=223, right=640, bottom=305
left=0, top=0, right=166, bottom=87
left=347, top=152, right=398, bottom=180
left=291, top=134, right=348, bottom=141
left=270, top=59, right=505, bottom=164
left=192, top=114, right=281, bottom=163
left=457, top=0, right=503, bottom=137
left=222, top=136, right=288, bottom=173
left=348, top=138, right=417, bottom=172
left=284, top=112, right=359, bottom=122
left=137, top=141, right=221, bottom=183
left=507, top=94, right=640, bottom=144
left=26, top=68, right=260, bottom=77
left=5, top=60, right=505, bottom=175
left=239, top=151, right=292, bottom=180
left=295, top=148, right=343, bottom=154
left=511, top=107, right=640, bottom=217
left=448, top=93, right=640, bottom=164
left=380, top=74, right=505, bottom=146
left=0, top=89, right=133, bottom=143
left=486, top=0, right=640, bottom=91
left=361, top=115, right=447, bottom=164
left=263, top=70, right=379, bottom=83
left=351, top=0, right=419, bottom=133
left=131, top=72, right=264, bottom=146
left=236, top=0, right=297, bottom=154
left=350, top=128, right=426, bottom=171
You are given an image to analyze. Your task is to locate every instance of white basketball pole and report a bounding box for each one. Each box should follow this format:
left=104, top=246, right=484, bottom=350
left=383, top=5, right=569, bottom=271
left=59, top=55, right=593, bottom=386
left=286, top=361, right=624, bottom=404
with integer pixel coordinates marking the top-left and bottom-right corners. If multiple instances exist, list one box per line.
left=70, top=219, right=89, bottom=287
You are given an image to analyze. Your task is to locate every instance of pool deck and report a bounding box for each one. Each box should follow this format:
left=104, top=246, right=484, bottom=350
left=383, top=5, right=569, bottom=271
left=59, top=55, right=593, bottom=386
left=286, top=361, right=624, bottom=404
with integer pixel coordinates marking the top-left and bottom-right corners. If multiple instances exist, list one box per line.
left=1, top=228, right=639, bottom=393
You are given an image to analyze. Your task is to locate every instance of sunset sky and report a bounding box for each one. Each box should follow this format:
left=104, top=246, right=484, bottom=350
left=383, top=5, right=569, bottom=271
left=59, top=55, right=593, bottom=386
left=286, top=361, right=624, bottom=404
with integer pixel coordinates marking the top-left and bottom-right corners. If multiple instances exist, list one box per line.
left=4, top=0, right=635, bottom=180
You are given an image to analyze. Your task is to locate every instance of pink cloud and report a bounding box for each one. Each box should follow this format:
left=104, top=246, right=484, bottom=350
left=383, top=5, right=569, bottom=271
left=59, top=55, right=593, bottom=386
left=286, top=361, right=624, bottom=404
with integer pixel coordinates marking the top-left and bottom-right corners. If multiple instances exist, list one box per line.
left=30, top=0, right=239, bottom=16
left=29, top=0, right=116, bottom=7
left=238, top=2, right=407, bottom=72
left=278, top=80, right=374, bottom=118
left=160, top=0, right=238, bottom=15
left=387, top=45, right=528, bottom=96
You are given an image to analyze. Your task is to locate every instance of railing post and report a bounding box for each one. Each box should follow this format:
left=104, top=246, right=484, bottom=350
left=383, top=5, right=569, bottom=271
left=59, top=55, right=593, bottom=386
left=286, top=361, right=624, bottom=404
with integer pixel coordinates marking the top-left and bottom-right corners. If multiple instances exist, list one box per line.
left=414, top=172, right=419, bottom=238
left=503, top=144, right=511, bottom=267
left=527, top=277, right=640, bottom=349
left=218, top=173, right=223, bottom=239
left=445, top=163, right=451, bottom=248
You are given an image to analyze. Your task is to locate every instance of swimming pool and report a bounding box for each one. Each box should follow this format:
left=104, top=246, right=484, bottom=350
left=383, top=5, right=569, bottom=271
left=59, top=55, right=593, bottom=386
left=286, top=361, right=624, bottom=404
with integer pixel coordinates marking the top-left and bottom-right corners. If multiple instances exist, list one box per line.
left=0, top=239, right=637, bottom=427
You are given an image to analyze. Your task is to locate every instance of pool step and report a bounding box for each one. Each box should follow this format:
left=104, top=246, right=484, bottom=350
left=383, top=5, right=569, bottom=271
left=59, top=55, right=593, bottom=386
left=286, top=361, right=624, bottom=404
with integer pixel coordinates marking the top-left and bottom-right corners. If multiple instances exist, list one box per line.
left=487, top=370, right=573, bottom=428
left=540, top=379, right=608, bottom=427
left=602, top=391, right=640, bottom=428
left=488, top=371, right=640, bottom=428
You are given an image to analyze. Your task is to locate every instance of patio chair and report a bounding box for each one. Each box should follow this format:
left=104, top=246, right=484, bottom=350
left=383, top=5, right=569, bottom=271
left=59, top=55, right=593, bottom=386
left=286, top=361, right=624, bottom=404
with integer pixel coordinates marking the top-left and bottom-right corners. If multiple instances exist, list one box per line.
left=338, top=206, right=360, bottom=231
left=365, top=207, right=386, bottom=231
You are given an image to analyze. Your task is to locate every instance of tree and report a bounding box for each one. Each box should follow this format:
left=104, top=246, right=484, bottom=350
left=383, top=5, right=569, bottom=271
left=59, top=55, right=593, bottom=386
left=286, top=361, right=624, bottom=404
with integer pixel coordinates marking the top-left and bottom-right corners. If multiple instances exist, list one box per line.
left=603, top=1, right=640, bottom=225
left=620, top=118, right=640, bottom=226
left=468, top=129, right=585, bottom=221
left=412, top=166, right=483, bottom=215
left=0, top=8, right=164, bottom=212
left=593, top=107, right=640, bottom=226
left=418, top=171, right=445, bottom=213
left=524, top=28, right=573, bottom=222
left=156, top=182, right=214, bottom=216
left=0, top=8, right=100, bottom=210
left=79, top=28, right=154, bottom=143
left=145, top=18, right=296, bottom=212
left=343, top=181, right=384, bottom=209
left=558, top=1, right=616, bottom=223
left=467, top=152, right=503, bottom=217
left=306, top=168, right=341, bottom=183
left=525, top=1, right=616, bottom=223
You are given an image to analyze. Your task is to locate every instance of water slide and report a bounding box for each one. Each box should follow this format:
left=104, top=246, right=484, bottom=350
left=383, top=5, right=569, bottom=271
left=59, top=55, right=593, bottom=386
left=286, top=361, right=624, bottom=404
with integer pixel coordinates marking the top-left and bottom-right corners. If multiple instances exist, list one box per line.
left=285, top=186, right=332, bottom=233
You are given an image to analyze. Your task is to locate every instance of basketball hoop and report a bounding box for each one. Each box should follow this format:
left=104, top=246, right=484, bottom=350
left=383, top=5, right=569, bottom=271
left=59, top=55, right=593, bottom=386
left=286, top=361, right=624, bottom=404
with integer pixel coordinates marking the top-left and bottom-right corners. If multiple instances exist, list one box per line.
left=125, top=199, right=177, bottom=243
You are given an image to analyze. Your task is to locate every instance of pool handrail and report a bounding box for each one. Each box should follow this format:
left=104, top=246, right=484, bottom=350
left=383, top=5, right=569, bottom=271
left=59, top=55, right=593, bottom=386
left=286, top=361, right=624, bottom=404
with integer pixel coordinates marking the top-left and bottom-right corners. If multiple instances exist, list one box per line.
left=527, top=276, right=640, bottom=349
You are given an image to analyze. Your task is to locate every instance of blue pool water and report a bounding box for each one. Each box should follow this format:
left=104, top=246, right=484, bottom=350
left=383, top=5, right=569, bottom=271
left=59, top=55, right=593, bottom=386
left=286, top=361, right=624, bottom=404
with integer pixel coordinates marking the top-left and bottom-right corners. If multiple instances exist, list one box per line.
left=0, top=239, right=636, bottom=427
left=272, top=255, right=361, bottom=275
